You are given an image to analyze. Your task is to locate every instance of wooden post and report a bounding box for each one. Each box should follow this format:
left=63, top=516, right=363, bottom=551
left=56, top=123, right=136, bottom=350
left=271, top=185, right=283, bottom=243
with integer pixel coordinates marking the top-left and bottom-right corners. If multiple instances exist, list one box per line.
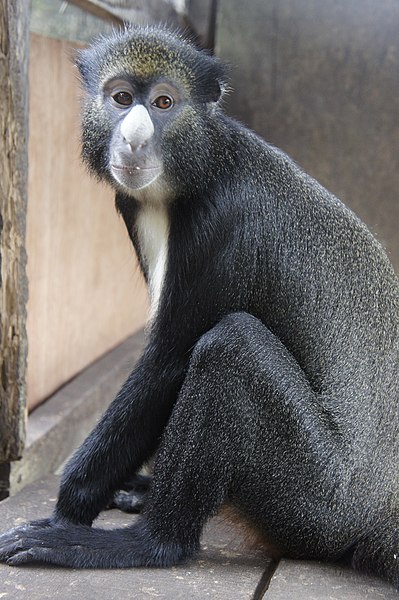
left=0, top=0, right=30, bottom=498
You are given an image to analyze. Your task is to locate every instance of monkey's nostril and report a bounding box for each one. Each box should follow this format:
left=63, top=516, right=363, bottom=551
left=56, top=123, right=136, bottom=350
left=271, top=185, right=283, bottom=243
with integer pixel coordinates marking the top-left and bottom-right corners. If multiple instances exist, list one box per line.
left=125, top=140, right=147, bottom=153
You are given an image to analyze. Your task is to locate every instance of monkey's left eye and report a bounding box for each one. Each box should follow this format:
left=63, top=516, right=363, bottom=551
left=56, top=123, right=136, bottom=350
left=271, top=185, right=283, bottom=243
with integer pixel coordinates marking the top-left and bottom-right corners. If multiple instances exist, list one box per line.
left=152, top=95, right=174, bottom=110
left=112, top=91, right=133, bottom=106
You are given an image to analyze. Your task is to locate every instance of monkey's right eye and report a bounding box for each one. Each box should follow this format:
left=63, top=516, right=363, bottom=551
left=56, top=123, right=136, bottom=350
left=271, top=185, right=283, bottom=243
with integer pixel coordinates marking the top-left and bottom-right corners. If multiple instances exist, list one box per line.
left=112, top=91, right=133, bottom=106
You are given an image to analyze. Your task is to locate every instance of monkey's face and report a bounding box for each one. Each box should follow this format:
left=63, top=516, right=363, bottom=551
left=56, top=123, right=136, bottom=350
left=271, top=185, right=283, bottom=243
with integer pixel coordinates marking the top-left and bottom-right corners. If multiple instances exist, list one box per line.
left=102, top=78, right=181, bottom=194
left=77, top=26, right=229, bottom=199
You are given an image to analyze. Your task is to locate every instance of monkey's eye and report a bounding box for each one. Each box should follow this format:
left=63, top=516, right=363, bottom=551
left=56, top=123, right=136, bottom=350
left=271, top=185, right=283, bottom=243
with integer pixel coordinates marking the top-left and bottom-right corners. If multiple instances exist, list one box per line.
left=152, top=95, right=174, bottom=110
left=112, top=91, right=133, bottom=106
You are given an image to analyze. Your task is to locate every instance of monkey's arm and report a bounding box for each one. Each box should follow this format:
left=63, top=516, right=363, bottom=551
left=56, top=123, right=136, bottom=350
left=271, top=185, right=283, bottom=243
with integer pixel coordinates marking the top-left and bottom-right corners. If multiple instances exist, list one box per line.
left=53, top=340, right=185, bottom=525
left=0, top=337, right=187, bottom=565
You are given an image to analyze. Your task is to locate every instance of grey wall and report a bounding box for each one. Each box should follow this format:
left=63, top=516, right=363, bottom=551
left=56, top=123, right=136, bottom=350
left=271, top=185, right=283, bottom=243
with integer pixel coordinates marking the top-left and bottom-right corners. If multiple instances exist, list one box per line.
left=216, top=0, right=399, bottom=273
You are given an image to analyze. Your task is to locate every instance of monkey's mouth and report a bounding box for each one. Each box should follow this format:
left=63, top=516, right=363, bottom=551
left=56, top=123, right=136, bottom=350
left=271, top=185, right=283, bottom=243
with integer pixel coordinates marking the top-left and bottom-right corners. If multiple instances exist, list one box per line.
left=111, top=163, right=162, bottom=190
left=111, top=164, right=161, bottom=174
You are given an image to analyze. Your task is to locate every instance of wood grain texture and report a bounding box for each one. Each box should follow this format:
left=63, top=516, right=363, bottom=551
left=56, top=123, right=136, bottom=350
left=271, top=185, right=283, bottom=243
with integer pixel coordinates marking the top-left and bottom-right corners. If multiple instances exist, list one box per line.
left=27, top=34, right=148, bottom=409
left=0, top=1, right=30, bottom=462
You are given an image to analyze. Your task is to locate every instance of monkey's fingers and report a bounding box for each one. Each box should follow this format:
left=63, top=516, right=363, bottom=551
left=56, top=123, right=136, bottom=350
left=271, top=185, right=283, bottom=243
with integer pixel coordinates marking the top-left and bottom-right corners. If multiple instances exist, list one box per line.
left=6, top=546, right=81, bottom=568
left=107, top=489, right=147, bottom=513
left=0, top=522, right=94, bottom=568
left=0, top=519, right=54, bottom=563
left=0, top=518, right=187, bottom=569
left=7, top=549, right=46, bottom=566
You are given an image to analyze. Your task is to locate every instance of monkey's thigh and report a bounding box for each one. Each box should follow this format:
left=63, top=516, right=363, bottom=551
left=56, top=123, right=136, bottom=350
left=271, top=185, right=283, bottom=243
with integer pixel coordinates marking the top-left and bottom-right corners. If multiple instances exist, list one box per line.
left=146, top=311, right=349, bottom=558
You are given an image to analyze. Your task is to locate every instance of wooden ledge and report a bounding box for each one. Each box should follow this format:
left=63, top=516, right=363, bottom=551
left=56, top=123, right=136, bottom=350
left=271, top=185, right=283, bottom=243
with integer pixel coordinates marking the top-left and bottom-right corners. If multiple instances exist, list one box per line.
left=10, top=330, right=146, bottom=494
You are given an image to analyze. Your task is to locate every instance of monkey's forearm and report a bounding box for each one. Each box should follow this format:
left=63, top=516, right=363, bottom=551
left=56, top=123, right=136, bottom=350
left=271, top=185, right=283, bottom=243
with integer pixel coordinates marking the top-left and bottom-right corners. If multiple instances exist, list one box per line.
left=54, top=348, right=184, bottom=525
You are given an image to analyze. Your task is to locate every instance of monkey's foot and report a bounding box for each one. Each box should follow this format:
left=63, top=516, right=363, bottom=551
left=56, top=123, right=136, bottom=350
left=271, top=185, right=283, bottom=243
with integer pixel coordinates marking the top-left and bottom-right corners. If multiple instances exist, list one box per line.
left=0, top=517, right=188, bottom=569
left=107, top=473, right=152, bottom=513
left=108, top=490, right=146, bottom=513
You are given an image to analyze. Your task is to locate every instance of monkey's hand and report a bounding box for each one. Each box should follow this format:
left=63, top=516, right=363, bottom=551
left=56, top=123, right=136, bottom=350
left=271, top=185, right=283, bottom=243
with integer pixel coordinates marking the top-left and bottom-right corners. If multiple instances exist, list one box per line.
left=0, top=518, right=61, bottom=566
left=0, top=517, right=186, bottom=568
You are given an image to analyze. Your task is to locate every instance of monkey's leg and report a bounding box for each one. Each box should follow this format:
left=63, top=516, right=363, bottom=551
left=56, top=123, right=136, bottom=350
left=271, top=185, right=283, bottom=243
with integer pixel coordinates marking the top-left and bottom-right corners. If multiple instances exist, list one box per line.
left=0, top=312, right=350, bottom=569
left=349, top=520, right=399, bottom=588
left=143, top=312, right=354, bottom=562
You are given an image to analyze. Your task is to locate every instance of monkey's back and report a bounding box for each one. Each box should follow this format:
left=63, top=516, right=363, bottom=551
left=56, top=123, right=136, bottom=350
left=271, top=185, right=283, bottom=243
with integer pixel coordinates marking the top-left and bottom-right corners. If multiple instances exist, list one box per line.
left=209, top=117, right=399, bottom=448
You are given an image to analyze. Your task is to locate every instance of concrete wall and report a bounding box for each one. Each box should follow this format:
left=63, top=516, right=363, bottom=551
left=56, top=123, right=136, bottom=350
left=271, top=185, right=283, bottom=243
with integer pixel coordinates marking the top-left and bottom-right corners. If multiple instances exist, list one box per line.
left=217, top=0, right=399, bottom=273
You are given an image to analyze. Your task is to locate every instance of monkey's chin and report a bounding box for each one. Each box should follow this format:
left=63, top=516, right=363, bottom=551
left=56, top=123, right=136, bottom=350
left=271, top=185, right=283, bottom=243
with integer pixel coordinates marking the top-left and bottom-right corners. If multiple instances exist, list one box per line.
left=111, top=164, right=162, bottom=192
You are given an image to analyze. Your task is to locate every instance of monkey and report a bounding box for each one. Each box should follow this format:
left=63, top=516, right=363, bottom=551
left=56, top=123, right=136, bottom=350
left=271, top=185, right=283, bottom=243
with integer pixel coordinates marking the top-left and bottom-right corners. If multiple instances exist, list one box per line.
left=0, top=24, right=399, bottom=589
left=108, top=473, right=151, bottom=513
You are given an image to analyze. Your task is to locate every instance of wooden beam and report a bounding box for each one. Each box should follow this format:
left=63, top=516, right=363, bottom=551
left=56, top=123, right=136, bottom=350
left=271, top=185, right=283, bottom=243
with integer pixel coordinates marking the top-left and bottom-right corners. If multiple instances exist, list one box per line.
left=68, top=0, right=184, bottom=27
left=0, top=1, right=30, bottom=466
left=68, top=0, right=124, bottom=26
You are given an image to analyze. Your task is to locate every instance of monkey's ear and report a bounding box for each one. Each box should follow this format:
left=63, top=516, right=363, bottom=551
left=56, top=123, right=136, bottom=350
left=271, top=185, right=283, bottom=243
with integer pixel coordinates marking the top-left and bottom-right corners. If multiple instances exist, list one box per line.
left=75, top=50, right=89, bottom=82
left=212, top=57, right=230, bottom=102
left=208, top=59, right=230, bottom=104
left=214, top=79, right=230, bottom=103
left=74, top=48, right=97, bottom=91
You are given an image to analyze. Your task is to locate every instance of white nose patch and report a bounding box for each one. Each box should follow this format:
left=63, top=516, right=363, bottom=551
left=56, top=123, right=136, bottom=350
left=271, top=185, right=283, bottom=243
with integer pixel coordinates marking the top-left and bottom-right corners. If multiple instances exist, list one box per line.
left=120, top=104, right=155, bottom=148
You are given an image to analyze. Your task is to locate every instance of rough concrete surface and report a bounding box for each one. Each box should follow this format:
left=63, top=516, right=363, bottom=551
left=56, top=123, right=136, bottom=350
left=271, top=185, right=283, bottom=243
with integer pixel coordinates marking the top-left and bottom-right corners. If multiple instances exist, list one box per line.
left=0, top=476, right=270, bottom=600
left=267, top=559, right=398, bottom=600
left=0, top=476, right=398, bottom=599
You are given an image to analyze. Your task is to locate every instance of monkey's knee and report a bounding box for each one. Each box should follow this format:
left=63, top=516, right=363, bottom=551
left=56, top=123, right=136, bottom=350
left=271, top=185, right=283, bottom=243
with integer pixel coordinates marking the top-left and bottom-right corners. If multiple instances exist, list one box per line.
left=190, top=311, right=265, bottom=372
left=190, top=311, right=298, bottom=391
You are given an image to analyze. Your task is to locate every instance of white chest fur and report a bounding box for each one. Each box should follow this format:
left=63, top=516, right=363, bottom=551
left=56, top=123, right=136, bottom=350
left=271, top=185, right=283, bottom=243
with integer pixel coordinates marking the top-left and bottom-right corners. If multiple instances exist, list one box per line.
left=135, top=204, right=169, bottom=318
